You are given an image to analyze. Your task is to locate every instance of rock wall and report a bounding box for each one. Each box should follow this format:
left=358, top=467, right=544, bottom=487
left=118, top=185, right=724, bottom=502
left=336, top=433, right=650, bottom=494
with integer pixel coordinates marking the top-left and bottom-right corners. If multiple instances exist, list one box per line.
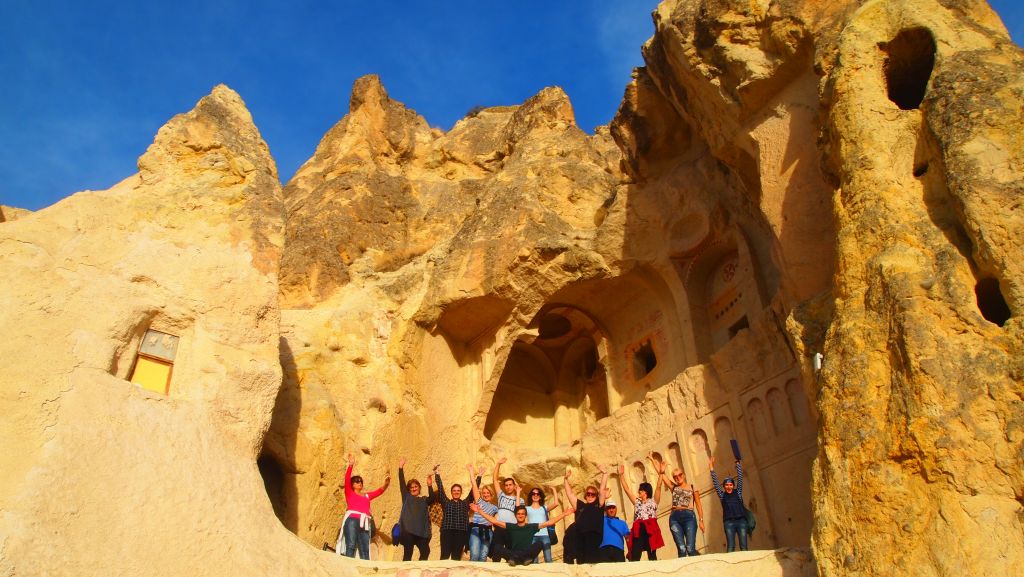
left=814, top=1, right=1024, bottom=575
left=0, top=87, right=352, bottom=577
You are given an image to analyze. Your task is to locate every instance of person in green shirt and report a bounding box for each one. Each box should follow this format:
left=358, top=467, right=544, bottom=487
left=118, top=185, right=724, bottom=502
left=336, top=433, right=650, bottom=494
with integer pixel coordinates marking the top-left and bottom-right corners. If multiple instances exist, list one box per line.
left=470, top=503, right=575, bottom=566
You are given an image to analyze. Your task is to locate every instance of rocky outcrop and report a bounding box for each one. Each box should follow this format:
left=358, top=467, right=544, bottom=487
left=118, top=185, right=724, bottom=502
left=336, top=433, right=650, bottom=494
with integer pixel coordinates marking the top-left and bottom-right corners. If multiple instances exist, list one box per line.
left=813, top=2, right=1024, bottom=575
left=0, top=205, right=31, bottom=222
left=0, top=87, right=345, bottom=577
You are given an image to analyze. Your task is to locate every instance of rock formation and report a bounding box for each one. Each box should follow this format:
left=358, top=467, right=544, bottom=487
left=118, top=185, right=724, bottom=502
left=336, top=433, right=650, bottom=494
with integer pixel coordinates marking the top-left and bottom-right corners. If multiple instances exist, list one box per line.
left=0, top=1, right=1021, bottom=576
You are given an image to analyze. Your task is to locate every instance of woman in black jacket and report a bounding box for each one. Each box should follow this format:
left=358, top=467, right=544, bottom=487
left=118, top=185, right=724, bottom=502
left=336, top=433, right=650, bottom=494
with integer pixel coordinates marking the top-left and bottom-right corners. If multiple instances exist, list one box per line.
left=398, top=457, right=436, bottom=560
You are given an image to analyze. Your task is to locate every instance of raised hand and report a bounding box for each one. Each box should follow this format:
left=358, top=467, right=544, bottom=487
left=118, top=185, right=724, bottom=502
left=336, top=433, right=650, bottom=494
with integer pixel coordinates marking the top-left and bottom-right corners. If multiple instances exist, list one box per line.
left=708, top=456, right=715, bottom=468
left=498, top=457, right=508, bottom=465
left=347, top=453, right=355, bottom=466
left=399, top=456, right=407, bottom=468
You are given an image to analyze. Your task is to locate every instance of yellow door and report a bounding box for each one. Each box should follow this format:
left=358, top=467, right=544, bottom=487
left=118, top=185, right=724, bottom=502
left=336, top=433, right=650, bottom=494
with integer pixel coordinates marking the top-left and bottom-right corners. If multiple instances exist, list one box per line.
left=129, top=356, right=172, bottom=394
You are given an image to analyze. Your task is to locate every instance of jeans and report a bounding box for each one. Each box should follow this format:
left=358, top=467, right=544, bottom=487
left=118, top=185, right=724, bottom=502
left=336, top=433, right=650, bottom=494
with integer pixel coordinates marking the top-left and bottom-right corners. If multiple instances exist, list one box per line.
left=468, top=525, right=492, bottom=561
left=342, top=516, right=372, bottom=559
left=532, top=533, right=552, bottom=563
left=669, top=509, right=699, bottom=556
left=723, top=517, right=749, bottom=552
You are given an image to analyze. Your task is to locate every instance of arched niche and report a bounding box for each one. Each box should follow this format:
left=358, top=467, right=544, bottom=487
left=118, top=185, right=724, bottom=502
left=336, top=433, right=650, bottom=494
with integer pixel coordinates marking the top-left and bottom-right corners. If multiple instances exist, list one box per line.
left=747, top=397, right=771, bottom=442
left=766, top=388, right=791, bottom=435
left=483, top=342, right=558, bottom=446
left=483, top=306, right=609, bottom=449
left=678, top=228, right=766, bottom=361
left=689, top=429, right=710, bottom=477
left=785, top=379, right=810, bottom=427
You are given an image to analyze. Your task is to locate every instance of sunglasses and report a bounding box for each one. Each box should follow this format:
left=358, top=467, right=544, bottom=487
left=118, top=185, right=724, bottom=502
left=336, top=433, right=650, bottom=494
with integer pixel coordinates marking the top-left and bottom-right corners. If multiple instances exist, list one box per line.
left=585, top=492, right=597, bottom=497
left=530, top=491, right=541, bottom=495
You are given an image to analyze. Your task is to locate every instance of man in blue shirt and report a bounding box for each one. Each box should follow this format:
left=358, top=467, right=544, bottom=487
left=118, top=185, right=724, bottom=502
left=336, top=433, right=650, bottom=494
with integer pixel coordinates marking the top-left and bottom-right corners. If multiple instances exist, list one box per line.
left=599, top=500, right=630, bottom=562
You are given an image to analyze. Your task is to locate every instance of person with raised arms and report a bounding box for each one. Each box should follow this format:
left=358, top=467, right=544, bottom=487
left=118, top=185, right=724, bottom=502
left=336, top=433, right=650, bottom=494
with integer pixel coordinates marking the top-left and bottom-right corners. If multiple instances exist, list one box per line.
left=397, top=457, right=436, bottom=561
left=435, top=464, right=478, bottom=560
left=467, top=465, right=499, bottom=562
left=338, top=453, right=390, bottom=559
left=490, top=457, right=524, bottom=558
left=709, top=456, right=749, bottom=552
left=562, top=464, right=610, bottom=564
left=658, top=459, right=705, bottom=557
left=469, top=502, right=575, bottom=566
left=619, top=454, right=666, bottom=560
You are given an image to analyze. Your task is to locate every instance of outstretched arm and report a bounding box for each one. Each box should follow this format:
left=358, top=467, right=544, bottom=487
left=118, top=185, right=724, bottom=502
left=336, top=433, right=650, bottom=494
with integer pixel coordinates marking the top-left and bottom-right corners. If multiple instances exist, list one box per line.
left=709, top=457, right=724, bottom=498
left=344, top=453, right=355, bottom=495
left=694, top=486, right=706, bottom=533
left=493, top=457, right=506, bottom=499
left=618, top=463, right=637, bottom=505
left=470, top=502, right=506, bottom=529
left=468, top=464, right=480, bottom=500
left=538, top=505, right=576, bottom=528
left=399, top=457, right=408, bottom=497
left=649, top=454, right=665, bottom=504
left=371, top=470, right=391, bottom=498
left=563, top=467, right=578, bottom=504
left=735, top=460, right=744, bottom=500
left=435, top=468, right=447, bottom=503
left=658, top=466, right=674, bottom=490
left=548, top=486, right=560, bottom=512
left=597, top=464, right=610, bottom=507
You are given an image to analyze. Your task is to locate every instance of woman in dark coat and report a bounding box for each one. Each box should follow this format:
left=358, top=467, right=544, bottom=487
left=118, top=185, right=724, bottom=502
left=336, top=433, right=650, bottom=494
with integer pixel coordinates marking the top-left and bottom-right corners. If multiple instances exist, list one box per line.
left=398, top=457, right=436, bottom=560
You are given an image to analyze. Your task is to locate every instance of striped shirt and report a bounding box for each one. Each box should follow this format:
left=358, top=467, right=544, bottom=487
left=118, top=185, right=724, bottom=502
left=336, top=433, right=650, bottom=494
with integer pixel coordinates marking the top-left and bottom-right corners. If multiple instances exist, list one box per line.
left=471, top=498, right=498, bottom=525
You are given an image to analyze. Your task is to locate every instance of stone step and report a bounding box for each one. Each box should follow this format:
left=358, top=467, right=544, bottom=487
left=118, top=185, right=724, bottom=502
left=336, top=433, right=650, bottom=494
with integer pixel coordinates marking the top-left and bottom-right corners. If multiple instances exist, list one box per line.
left=340, top=548, right=815, bottom=577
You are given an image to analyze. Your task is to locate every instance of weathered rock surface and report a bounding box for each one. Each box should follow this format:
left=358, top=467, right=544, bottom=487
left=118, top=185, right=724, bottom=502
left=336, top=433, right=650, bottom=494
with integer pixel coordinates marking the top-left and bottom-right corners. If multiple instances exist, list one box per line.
left=0, top=87, right=348, bottom=576
left=1, top=1, right=1021, bottom=577
left=0, top=205, right=30, bottom=222
left=813, top=2, right=1024, bottom=575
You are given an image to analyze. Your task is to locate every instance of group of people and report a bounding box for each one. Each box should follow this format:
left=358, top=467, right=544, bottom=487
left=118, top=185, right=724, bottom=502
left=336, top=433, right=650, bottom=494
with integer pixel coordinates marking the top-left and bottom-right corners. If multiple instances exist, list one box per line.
left=337, top=453, right=751, bottom=565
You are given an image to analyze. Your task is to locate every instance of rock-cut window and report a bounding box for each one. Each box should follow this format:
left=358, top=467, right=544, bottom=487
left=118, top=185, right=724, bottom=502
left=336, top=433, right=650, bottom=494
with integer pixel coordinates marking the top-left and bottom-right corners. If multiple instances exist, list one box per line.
left=128, top=329, right=180, bottom=394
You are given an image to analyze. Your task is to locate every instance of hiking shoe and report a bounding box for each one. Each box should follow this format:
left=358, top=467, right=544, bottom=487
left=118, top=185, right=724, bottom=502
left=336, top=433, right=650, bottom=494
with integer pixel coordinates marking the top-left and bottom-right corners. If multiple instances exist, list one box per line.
left=508, top=560, right=517, bottom=567
left=522, top=559, right=534, bottom=566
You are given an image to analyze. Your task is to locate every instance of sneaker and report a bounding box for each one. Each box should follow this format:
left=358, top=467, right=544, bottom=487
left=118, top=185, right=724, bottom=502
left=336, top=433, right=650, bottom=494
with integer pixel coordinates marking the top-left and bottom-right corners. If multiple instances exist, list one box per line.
left=521, top=558, right=534, bottom=566
left=508, top=560, right=517, bottom=567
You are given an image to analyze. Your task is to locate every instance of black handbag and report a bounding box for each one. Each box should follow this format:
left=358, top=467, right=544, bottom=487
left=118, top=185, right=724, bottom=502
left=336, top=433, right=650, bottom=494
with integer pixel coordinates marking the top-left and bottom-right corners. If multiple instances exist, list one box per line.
left=544, top=506, right=558, bottom=545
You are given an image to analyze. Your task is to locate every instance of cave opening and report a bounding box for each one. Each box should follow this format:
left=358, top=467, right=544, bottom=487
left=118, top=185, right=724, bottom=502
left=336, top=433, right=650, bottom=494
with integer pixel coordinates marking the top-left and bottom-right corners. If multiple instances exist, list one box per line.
left=975, top=277, right=1011, bottom=326
left=483, top=306, right=609, bottom=447
left=882, top=27, right=936, bottom=110
left=258, top=451, right=288, bottom=524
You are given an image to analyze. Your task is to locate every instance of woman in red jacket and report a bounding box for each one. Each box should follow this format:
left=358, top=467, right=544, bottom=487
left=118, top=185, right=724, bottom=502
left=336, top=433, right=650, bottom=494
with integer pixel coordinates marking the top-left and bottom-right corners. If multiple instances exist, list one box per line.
left=618, top=455, right=665, bottom=560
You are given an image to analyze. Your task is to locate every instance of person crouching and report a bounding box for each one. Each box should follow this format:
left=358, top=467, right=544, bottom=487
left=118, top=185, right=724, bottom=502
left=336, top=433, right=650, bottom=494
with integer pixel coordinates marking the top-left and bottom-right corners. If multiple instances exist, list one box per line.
left=470, top=504, right=575, bottom=566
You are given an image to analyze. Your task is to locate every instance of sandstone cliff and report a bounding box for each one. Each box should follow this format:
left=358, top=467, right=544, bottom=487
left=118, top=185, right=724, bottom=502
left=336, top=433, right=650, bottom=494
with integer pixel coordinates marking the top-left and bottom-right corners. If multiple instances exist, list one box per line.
left=0, top=87, right=347, bottom=577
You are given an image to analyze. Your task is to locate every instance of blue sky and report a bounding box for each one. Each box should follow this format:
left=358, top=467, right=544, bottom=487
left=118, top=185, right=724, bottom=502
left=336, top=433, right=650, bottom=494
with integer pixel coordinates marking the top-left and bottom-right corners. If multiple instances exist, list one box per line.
left=1, top=1, right=1020, bottom=211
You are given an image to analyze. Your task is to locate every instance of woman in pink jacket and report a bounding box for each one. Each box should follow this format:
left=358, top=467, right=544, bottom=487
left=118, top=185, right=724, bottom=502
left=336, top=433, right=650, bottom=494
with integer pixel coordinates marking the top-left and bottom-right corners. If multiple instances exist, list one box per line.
left=338, top=453, right=390, bottom=559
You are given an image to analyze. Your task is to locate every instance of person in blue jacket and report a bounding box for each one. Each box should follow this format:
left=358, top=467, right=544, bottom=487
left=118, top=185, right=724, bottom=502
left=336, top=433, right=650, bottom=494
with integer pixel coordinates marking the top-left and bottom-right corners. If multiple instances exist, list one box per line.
left=598, top=500, right=630, bottom=562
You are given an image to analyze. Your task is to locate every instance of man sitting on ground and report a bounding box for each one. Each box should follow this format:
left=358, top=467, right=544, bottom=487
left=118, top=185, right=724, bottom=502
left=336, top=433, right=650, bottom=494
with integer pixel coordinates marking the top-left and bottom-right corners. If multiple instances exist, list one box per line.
left=470, top=503, right=575, bottom=566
